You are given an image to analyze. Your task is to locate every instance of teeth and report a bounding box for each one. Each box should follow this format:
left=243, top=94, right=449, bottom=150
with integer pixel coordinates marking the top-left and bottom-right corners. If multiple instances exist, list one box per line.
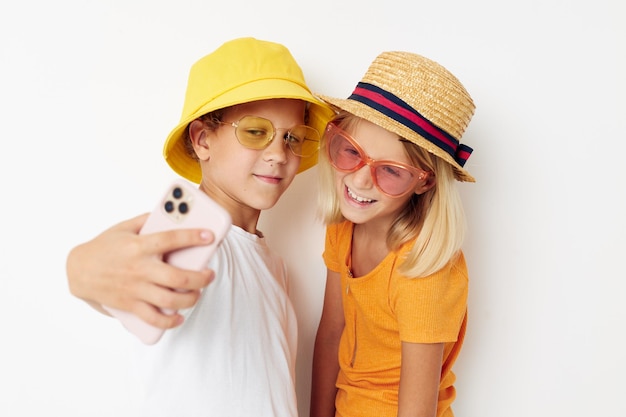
left=347, top=187, right=373, bottom=203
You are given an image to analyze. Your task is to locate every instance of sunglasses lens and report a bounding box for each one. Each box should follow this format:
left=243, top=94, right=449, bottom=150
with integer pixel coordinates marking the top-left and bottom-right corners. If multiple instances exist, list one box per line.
left=328, top=133, right=362, bottom=170
left=286, top=125, right=320, bottom=157
left=235, top=116, right=273, bottom=149
left=374, top=165, right=416, bottom=196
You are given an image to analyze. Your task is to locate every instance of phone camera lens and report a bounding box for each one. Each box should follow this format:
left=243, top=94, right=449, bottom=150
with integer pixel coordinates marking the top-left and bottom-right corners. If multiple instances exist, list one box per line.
left=172, top=187, right=183, bottom=199
left=164, top=201, right=175, bottom=213
left=178, top=202, right=189, bottom=214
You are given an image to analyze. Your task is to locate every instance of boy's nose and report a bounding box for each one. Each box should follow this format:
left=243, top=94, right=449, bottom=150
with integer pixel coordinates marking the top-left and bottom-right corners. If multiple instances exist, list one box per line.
left=262, top=133, right=290, bottom=163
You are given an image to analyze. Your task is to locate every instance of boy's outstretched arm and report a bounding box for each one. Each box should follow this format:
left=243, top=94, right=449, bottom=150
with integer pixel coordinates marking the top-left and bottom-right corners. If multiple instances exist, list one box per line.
left=66, top=213, right=216, bottom=329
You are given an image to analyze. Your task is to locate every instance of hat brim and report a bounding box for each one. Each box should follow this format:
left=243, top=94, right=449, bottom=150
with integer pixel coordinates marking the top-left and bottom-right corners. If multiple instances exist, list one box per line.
left=164, top=79, right=335, bottom=183
left=318, top=94, right=475, bottom=183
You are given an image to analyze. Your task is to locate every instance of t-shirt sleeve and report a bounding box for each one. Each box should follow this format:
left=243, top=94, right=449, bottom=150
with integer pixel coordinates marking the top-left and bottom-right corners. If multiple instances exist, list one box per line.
left=392, top=252, right=469, bottom=343
left=322, top=223, right=342, bottom=273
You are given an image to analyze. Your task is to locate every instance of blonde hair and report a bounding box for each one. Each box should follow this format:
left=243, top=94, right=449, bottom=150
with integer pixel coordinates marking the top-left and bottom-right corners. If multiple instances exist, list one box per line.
left=317, top=113, right=466, bottom=278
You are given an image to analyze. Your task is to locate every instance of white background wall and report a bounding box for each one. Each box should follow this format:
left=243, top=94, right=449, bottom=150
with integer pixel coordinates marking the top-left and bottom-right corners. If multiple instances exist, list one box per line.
left=1, top=0, right=624, bottom=416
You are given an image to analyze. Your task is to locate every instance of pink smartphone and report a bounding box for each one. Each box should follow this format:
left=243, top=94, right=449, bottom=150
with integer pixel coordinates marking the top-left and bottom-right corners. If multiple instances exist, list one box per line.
left=103, top=179, right=232, bottom=345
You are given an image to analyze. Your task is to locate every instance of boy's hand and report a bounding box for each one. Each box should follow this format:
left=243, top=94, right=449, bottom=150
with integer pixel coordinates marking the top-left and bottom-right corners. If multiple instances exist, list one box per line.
left=66, top=213, right=216, bottom=329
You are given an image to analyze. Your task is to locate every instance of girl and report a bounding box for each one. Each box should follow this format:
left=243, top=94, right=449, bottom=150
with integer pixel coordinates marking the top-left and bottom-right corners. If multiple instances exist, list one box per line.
left=310, top=51, right=476, bottom=417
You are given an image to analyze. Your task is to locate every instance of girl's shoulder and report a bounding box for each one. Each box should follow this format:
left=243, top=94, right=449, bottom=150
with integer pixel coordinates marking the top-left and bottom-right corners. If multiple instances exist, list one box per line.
left=326, top=221, right=354, bottom=239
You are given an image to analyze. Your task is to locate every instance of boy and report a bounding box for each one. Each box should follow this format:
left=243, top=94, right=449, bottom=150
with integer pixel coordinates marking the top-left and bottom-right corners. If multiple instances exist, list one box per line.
left=66, top=37, right=333, bottom=416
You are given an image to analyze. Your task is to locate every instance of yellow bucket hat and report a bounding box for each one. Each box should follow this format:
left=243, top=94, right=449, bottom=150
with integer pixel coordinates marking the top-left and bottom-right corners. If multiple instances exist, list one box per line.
left=163, top=37, right=334, bottom=183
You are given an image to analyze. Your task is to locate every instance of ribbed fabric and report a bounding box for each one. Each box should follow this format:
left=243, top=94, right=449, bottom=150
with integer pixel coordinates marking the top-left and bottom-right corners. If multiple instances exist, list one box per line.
left=323, top=221, right=468, bottom=417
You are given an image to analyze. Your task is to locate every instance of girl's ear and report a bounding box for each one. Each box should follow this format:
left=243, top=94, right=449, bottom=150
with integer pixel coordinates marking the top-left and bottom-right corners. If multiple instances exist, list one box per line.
left=414, top=173, right=436, bottom=195
left=188, top=120, right=211, bottom=161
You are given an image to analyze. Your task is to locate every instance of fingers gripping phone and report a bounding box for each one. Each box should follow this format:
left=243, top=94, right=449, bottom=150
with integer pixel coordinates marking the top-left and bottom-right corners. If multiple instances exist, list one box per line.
left=103, top=179, right=232, bottom=345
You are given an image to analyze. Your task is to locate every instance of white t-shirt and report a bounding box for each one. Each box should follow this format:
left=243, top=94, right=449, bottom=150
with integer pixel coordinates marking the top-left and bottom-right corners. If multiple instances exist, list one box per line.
left=133, top=225, right=298, bottom=417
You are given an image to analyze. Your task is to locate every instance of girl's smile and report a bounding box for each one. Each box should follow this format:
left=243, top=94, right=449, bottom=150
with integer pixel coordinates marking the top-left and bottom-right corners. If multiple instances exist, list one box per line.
left=346, top=186, right=376, bottom=205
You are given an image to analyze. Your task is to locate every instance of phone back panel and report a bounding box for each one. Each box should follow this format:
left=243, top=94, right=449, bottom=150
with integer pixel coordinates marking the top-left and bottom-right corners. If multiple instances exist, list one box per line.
left=104, top=179, right=232, bottom=344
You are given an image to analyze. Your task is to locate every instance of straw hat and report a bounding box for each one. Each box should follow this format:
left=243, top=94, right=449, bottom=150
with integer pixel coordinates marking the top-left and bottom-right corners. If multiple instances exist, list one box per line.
left=163, top=37, right=334, bottom=183
left=318, top=51, right=476, bottom=182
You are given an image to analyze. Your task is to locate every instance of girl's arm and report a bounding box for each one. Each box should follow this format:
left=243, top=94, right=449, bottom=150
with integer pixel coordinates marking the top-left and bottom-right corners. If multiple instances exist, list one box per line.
left=66, top=213, right=216, bottom=329
left=310, top=269, right=344, bottom=417
left=397, top=342, right=444, bottom=417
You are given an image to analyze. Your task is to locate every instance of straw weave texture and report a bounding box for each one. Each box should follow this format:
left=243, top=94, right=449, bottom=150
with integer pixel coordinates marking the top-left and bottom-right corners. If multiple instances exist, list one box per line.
left=320, top=51, right=476, bottom=182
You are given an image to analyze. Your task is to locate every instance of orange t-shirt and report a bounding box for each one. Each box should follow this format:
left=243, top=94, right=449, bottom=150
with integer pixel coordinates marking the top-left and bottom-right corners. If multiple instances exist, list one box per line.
left=323, top=221, right=468, bottom=417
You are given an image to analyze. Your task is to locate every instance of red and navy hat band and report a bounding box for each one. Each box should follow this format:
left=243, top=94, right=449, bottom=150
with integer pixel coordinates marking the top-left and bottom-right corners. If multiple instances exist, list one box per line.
left=349, top=82, right=472, bottom=167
